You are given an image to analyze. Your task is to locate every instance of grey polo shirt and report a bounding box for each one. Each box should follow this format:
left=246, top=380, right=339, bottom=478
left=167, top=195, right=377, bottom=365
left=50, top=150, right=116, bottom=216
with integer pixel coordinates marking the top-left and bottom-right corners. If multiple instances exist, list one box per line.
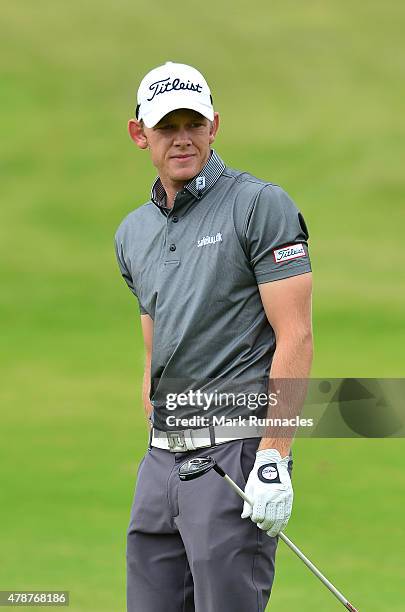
left=115, top=150, right=312, bottom=430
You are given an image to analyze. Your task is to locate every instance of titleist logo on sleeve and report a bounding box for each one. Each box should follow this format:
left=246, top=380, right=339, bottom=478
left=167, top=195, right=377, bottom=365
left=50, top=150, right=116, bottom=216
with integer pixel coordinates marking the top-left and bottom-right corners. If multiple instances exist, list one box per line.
left=147, top=77, right=203, bottom=101
left=273, top=243, right=306, bottom=263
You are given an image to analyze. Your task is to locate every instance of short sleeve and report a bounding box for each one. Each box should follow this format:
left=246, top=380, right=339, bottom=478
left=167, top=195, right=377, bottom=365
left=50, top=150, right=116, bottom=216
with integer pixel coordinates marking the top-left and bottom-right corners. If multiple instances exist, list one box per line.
left=114, top=234, right=148, bottom=315
left=245, top=185, right=312, bottom=283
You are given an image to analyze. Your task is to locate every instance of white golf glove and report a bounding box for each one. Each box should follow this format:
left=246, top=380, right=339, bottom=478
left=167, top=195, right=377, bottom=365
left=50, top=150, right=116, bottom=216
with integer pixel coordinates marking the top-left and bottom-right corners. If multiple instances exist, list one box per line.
left=241, top=449, right=293, bottom=537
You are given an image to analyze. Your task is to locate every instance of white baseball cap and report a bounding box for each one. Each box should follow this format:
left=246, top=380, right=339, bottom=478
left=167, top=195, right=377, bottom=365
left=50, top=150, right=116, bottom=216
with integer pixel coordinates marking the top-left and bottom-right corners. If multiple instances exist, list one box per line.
left=136, top=61, right=214, bottom=128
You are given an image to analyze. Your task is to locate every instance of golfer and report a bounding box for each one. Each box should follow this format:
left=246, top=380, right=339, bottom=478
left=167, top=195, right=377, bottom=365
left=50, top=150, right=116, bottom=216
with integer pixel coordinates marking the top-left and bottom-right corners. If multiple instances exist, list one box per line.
left=115, top=61, right=313, bottom=612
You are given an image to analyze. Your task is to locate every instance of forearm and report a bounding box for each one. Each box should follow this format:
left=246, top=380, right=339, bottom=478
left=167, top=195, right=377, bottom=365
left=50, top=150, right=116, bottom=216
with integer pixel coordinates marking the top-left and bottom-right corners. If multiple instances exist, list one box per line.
left=258, top=333, right=313, bottom=455
left=142, top=363, right=154, bottom=429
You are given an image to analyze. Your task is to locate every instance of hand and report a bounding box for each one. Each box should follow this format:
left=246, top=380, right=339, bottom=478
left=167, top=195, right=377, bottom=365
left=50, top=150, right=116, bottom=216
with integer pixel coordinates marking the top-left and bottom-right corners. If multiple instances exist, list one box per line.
left=241, top=448, right=293, bottom=537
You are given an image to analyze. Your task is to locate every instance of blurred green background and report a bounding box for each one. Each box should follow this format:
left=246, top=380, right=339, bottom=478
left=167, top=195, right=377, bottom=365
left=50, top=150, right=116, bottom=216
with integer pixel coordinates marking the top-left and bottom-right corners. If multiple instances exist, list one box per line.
left=1, top=0, right=404, bottom=610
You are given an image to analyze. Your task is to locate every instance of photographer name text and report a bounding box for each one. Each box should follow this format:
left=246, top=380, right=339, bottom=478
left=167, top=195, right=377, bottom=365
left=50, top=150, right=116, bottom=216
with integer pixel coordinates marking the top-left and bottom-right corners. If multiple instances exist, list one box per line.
left=166, top=415, right=314, bottom=427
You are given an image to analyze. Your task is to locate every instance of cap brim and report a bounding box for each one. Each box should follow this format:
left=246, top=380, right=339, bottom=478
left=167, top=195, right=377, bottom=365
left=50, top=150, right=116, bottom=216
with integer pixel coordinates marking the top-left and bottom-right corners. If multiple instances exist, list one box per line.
left=141, top=95, right=214, bottom=128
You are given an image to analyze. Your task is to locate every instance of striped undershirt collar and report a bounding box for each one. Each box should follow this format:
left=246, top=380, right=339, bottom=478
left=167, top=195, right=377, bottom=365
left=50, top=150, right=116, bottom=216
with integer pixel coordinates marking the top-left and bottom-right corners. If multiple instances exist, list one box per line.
left=151, top=149, right=226, bottom=208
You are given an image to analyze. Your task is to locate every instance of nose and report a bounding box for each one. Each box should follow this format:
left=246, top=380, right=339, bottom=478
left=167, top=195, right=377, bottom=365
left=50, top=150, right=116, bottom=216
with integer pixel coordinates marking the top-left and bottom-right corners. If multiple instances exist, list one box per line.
left=173, top=127, right=192, bottom=147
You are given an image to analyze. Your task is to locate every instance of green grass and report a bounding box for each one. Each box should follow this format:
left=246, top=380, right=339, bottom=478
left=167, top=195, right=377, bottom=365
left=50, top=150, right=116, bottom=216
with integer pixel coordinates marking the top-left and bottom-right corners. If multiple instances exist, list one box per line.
left=1, top=1, right=405, bottom=610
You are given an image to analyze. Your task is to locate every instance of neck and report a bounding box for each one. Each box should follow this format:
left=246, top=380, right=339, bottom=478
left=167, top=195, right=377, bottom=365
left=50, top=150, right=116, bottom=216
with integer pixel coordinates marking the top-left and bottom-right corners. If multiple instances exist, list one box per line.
left=162, top=179, right=188, bottom=209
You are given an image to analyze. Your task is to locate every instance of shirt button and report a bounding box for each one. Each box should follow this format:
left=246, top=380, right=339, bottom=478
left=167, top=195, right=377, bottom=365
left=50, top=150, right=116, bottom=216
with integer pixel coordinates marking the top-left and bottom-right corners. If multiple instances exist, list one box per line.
left=172, top=216, right=178, bottom=223
left=169, top=244, right=176, bottom=252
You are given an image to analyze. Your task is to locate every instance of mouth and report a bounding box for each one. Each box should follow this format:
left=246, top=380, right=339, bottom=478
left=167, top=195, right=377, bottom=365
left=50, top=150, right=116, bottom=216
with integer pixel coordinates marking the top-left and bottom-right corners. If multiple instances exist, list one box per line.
left=170, top=154, right=195, bottom=161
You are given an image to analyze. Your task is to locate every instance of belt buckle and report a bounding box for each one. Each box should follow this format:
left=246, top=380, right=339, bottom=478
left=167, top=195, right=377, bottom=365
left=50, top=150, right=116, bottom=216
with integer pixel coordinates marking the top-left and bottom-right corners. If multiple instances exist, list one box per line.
left=167, top=430, right=187, bottom=452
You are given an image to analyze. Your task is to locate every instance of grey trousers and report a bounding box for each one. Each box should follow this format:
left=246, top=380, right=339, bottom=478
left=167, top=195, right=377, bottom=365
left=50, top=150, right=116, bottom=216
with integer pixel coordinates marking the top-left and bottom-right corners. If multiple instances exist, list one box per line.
left=127, top=438, right=293, bottom=612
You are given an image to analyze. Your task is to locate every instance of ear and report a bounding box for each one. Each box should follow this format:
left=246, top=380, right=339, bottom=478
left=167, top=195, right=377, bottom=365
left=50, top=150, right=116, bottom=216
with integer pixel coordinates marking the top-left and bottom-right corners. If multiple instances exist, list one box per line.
left=208, top=112, right=220, bottom=145
left=128, top=119, right=148, bottom=149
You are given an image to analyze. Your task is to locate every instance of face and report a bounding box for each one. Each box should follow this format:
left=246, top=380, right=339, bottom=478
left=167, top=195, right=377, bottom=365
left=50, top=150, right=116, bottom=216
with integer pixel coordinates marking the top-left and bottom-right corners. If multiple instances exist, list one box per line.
left=128, top=108, right=220, bottom=187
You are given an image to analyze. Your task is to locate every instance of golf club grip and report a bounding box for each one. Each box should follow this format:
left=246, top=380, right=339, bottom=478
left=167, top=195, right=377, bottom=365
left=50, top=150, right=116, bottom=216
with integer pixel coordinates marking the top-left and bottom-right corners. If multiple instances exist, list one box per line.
left=223, top=474, right=358, bottom=611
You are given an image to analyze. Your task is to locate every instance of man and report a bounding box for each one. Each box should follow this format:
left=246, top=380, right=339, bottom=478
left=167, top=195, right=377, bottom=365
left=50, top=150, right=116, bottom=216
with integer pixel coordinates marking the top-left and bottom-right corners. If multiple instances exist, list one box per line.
left=115, top=61, right=313, bottom=612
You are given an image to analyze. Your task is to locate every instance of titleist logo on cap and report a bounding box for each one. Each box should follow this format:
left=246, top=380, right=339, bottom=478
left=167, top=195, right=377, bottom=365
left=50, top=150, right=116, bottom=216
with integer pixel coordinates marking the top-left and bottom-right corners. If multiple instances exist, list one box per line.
left=147, top=77, right=203, bottom=102
left=137, top=62, right=214, bottom=127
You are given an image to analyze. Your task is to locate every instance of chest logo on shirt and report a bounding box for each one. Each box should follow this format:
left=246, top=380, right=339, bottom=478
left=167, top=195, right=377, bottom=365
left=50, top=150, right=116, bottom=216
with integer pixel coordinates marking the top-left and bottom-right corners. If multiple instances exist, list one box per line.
left=273, top=243, right=306, bottom=263
left=197, top=232, right=223, bottom=248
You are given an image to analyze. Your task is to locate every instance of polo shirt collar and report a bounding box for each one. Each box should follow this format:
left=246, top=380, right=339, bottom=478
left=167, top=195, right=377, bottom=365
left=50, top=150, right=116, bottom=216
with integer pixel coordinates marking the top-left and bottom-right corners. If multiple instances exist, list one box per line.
left=150, top=149, right=225, bottom=209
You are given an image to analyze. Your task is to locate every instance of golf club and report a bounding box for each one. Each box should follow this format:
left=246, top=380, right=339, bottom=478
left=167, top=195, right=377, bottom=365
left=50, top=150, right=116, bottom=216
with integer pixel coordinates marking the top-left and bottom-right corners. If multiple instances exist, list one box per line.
left=179, top=456, right=358, bottom=612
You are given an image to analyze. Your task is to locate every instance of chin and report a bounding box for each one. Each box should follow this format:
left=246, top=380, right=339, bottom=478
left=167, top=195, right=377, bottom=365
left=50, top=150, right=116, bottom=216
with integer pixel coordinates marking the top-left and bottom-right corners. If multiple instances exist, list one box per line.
left=169, top=158, right=200, bottom=181
left=172, top=169, right=197, bottom=182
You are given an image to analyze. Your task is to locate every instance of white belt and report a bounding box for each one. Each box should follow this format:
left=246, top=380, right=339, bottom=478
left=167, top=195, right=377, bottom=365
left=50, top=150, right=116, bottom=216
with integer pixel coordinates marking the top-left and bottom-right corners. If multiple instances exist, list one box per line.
left=151, top=425, right=263, bottom=453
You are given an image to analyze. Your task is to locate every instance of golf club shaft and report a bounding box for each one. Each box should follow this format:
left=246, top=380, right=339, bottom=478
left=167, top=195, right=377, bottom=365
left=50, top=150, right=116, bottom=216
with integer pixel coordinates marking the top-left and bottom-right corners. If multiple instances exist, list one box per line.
left=223, top=474, right=358, bottom=612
